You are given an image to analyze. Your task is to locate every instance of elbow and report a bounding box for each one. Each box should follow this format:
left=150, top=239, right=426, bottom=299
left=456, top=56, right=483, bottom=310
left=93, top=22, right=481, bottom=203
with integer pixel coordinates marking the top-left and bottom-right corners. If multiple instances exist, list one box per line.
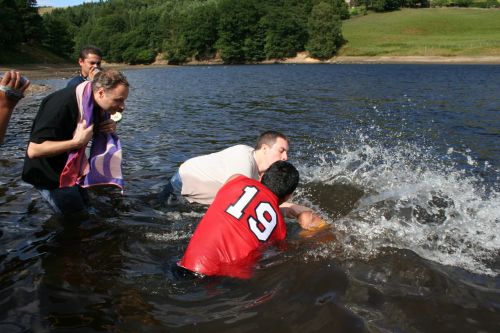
left=26, top=143, right=38, bottom=159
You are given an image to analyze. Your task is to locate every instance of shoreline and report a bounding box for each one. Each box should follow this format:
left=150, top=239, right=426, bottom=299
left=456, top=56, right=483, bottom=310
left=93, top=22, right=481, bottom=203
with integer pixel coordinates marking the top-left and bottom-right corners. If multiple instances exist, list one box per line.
left=2, top=55, right=499, bottom=81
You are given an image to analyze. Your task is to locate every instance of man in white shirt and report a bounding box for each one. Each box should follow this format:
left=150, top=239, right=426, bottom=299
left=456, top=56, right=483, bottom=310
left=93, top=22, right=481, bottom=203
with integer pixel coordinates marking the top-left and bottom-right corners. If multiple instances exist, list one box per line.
left=160, top=131, right=325, bottom=224
left=161, top=131, right=288, bottom=204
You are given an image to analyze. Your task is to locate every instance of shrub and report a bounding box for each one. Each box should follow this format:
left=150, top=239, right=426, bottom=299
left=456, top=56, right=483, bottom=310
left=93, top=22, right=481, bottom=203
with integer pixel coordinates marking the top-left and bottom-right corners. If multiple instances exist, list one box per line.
left=306, top=2, right=345, bottom=59
left=485, top=0, right=499, bottom=7
left=373, top=0, right=403, bottom=11
left=430, top=0, right=450, bottom=7
left=454, top=0, right=473, bottom=6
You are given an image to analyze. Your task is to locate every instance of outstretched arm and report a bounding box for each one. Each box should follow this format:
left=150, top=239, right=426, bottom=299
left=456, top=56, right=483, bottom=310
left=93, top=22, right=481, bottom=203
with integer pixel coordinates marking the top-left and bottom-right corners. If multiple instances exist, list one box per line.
left=280, top=201, right=328, bottom=231
left=0, top=70, right=30, bottom=144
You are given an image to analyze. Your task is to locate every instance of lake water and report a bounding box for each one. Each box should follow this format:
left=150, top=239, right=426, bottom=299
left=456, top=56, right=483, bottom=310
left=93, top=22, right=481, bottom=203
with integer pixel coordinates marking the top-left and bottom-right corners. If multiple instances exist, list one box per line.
left=1, top=64, right=499, bottom=332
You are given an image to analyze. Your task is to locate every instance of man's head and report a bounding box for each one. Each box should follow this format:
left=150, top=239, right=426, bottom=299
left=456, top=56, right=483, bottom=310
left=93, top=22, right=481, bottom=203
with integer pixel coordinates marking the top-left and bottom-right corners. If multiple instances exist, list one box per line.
left=254, top=131, right=289, bottom=174
left=78, top=46, right=103, bottom=78
left=92, top=69, right=129, bottom=114
left=261, top=161, right=299, bottom=203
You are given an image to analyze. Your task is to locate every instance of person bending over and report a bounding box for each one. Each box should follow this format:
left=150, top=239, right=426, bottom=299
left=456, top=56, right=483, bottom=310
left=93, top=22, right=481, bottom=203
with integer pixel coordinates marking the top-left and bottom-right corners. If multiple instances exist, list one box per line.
left=22, top=69, right=129, bottom=216
left=161, top=130, right=289, bottom=205
left=161, top=130, right=323, bottom=222
left=177, top=161, right=327, bottom=279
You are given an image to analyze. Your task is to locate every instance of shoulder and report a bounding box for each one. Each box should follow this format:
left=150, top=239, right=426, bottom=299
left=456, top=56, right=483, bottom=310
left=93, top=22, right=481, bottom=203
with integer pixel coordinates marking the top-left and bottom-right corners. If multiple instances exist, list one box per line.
left=234, top=145, right=253, bottom=154
left=226, top=174, right=245, bottom=184
left=66, top=75, right=85, bottom=88
left=221, top=145, right=253, bottom=155
left=217, top=175, right=261, bottom=200
left=38, top=86, right=78, bottom=121
left=45, top=85, right=77, bottom=99
left=42, top=86, right=77, bottom=108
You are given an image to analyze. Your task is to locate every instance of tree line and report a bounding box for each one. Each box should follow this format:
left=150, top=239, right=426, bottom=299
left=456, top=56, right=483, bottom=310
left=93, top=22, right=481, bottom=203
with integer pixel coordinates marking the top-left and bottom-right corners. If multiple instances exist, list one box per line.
left=4, top=0, right=492, bottom=65
left=1, top=0, right=349, bottom=64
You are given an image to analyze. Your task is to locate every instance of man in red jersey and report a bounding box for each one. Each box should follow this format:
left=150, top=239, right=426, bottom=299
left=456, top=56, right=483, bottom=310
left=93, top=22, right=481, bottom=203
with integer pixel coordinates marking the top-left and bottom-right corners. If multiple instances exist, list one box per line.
left=178, top=161, right=326, bottom=279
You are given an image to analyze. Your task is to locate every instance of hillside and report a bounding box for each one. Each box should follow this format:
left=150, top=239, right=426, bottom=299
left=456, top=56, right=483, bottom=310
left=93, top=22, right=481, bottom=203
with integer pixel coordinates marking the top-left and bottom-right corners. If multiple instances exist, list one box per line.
left=3, top=7, right=500, bottom=69
left=0, top=44, right=71, bottom=65
left=339, top=8, right=500, bottom=57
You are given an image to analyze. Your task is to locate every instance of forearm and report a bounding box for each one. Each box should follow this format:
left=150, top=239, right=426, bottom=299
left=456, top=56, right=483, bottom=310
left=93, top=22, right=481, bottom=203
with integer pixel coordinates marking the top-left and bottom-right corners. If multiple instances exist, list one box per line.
left=279, top=201, right=311, bottom=219
left=0, top=102, right=14, bottom=144
left=27, top=139, right=81, bottom=158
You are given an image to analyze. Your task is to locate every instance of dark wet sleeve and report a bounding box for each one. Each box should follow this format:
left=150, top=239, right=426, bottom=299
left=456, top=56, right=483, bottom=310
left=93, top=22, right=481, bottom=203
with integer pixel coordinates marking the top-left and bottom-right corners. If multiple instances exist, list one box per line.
left=29, top=90, right=78, bottom=144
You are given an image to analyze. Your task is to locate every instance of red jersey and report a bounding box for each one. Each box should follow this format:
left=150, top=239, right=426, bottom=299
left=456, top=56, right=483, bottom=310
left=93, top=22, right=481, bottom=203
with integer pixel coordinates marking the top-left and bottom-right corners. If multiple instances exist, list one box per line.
left=178, top=175, right=286, bottom=278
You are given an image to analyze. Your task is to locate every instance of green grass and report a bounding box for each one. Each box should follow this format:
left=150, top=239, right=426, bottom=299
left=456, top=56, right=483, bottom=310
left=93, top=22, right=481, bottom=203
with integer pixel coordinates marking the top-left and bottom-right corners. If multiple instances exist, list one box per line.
left=340, top=8, right=500, bottom=56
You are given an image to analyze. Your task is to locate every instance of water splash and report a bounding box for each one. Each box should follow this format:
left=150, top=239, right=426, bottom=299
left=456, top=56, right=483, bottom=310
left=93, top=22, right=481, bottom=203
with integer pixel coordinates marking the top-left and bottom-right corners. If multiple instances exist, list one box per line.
left=298, top=133, right=500, bottom=276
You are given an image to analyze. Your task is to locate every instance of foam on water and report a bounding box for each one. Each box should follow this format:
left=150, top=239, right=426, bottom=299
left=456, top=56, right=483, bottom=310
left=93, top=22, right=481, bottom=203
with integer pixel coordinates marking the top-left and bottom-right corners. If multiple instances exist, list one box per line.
left=145, top=231, right=192, bottom=242
left=298, top=132, right=500, bottom=276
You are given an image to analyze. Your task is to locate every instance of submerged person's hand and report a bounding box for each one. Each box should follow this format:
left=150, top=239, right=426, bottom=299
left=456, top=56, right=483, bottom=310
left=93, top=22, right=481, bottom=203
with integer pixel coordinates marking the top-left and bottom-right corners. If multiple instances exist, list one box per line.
left=297, top=211, right=328, bottom=231
left=297, top=211, right=335, bottom=242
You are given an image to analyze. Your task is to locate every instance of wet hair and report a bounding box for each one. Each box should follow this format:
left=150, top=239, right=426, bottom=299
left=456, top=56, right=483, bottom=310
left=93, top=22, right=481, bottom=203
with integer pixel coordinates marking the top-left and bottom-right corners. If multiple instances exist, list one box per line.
left=261, top=161, right=299, bottom=200
left=92, top=69, right=129, bottom=91
left=255, top=131, right=288, bottom=150
left=79, top=45, right=103, bottom=60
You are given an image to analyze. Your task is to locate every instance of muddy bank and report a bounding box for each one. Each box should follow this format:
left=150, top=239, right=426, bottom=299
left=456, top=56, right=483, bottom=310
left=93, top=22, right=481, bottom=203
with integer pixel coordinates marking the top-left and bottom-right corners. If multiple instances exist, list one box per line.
left=0, top=63, right=156, bottom=96
left=3, top=54, right=499, bottom=84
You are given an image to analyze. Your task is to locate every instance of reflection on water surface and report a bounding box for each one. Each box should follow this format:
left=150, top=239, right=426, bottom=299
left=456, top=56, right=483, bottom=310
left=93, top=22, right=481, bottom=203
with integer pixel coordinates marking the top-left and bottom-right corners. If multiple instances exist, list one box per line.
left=1, top=64, right=499, bottom=332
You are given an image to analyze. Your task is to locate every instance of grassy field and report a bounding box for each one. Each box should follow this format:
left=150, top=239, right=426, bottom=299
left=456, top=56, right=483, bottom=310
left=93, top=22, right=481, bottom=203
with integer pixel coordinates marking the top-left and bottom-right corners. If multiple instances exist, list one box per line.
left=339, top=8, right=500, bottom=57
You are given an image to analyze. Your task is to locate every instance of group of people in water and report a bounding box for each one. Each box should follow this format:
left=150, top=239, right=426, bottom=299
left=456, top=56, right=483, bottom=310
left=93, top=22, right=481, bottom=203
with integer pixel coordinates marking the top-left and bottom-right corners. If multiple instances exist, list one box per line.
left=1, top=46, right=327, bottom=278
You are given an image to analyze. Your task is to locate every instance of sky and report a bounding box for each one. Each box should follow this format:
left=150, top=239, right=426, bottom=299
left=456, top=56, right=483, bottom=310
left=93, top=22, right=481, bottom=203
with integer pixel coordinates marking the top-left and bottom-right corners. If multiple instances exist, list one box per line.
left=37, top=0, right=99, bottom=7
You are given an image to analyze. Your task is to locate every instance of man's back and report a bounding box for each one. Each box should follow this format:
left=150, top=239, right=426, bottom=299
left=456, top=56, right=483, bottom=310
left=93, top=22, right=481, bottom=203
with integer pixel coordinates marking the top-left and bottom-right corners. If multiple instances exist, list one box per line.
left=179, top=175, right=286, bottom=278
left=22, top=86, right=79, bottom=189
left=179, top=145, right=259, bottom=204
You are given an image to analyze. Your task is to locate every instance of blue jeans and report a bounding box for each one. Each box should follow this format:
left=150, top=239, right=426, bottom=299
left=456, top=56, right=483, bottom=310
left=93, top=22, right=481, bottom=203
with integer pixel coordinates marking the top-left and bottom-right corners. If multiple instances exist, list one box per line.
left=38, top=186, right=90, bottom=215
left=159, top=171, right=183, bottom=205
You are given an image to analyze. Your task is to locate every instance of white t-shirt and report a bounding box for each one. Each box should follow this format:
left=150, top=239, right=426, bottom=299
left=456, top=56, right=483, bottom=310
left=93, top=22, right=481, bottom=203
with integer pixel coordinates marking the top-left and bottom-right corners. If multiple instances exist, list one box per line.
left=179, top=145, right=259, bottom=204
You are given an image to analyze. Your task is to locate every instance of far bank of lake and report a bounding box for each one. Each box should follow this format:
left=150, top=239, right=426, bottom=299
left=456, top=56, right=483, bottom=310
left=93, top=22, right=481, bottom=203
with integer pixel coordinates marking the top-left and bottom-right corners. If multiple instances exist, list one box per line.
left=3, top=54, right=500, bottom=83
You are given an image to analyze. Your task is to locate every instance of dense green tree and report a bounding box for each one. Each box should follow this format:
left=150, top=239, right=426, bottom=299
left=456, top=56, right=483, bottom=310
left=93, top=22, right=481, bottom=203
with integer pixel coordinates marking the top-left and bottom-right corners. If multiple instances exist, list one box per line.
left=164, top=1, right=219, bottom=63
left=243, top=21, right=266, bottom=62
left=0, top=0, right=22, bottom=47
left=16, top=0, right=44, bottom=43
left=0, top=0, right=43, bottom=47
left=33, top=0, right=356, bottom=65
left=323, top=0, right=351, bottom=20
left=306, top=1, right=344, bottom=59
left=261, top=6, right=308, bottom=59
left=42, top=14, right=74, bottom=57
left=216, top=0, right=263, bottom=63
left=182, top=2, right=219, bottom=60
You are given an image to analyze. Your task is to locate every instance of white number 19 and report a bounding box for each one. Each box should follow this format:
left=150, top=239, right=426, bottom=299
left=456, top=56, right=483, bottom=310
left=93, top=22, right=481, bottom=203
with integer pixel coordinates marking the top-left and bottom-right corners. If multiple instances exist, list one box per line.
left=226, top=186, right=277, bottom=241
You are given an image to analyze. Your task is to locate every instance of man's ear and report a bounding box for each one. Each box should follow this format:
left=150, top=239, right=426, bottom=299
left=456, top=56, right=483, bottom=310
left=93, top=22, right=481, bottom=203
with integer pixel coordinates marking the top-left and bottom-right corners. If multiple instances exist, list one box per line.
left=96, top=87, right=105, bottom=99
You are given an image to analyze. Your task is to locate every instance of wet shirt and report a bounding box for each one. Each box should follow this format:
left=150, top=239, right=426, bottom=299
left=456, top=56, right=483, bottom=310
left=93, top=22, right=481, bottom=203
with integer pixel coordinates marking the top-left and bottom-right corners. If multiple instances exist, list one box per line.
left=179, top=145, right=259, bottom=205
left=179, top=175, right=286, bottom=279
left=22, top=86, right=80, bottom=189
